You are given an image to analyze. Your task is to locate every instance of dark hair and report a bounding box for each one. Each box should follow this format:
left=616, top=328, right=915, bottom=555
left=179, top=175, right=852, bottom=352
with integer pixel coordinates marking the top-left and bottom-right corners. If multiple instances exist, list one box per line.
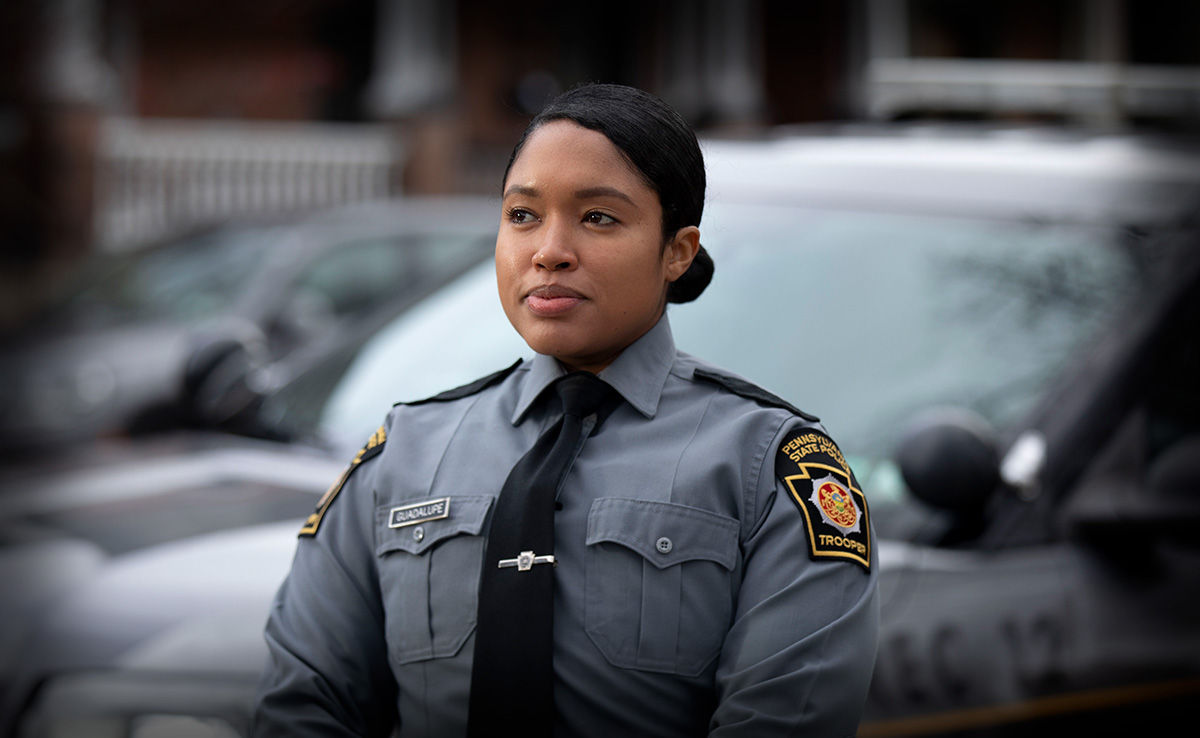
left=503, top=83, right=714, bottom=304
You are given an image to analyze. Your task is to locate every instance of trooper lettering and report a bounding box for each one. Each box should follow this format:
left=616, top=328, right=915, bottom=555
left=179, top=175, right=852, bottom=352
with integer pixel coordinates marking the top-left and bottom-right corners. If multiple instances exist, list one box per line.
left=819, top=533, right=867, bottom=555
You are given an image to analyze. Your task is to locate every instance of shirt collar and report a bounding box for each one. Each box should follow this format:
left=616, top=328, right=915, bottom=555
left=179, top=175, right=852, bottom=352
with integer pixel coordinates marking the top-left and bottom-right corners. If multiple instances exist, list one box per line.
left=511, top=314, right=677, bottom=424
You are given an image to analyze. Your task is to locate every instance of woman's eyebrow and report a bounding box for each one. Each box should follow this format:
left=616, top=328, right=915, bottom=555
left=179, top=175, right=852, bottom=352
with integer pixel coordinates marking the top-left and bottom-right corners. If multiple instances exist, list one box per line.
left=503, top=184, right=539, bottom=200
left=502, top=184, right=636, bottom=206
left=573, top=186, right=635, bottom=205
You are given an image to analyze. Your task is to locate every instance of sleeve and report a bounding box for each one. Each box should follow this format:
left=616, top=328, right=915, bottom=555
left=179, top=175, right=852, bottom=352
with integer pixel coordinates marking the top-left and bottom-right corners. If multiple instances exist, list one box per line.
left=252, top=427, right=398, bottom=737
left=710, top=420, right=880, bottom=737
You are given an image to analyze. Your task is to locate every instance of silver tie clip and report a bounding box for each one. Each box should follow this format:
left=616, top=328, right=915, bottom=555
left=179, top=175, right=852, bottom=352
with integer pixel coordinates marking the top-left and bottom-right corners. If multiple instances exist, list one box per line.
left=498, top=550, right=556, bottom=571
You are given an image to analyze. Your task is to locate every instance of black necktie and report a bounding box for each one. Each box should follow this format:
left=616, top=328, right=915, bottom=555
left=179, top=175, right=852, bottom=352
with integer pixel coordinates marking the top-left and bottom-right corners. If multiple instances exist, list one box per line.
left=467, top=372, right=619, bottom=737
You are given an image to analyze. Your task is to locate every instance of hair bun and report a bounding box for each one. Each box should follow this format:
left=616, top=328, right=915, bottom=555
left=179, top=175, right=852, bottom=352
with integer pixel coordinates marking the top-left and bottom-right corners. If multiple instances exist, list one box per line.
left=667, top=245, right=714, bottom=304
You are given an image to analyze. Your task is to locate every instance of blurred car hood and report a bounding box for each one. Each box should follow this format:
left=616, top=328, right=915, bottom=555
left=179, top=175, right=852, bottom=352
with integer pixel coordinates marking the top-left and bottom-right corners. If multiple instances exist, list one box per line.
left=1, top=520, right=302, bottom=733
left=0, top=432, right=341, bottom=727
left=19, top=520, right=300, bottom=674
left=0, top=431, right=341, bottom=554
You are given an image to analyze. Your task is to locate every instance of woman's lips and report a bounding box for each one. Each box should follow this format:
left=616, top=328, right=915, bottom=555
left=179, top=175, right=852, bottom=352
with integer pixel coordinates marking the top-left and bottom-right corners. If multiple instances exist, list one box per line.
left=526, top=285, right=585, bottom=316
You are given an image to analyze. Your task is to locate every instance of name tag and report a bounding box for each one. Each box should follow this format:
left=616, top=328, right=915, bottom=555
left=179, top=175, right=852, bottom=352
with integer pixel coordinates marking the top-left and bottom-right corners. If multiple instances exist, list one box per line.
left=388, top=497, right=450, bottom=528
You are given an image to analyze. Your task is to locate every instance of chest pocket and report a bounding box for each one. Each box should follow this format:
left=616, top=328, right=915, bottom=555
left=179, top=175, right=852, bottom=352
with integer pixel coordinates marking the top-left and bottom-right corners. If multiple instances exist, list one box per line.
left=375, top=495, right=493, bottom=665
left=585, top=497, right=739, bottom=677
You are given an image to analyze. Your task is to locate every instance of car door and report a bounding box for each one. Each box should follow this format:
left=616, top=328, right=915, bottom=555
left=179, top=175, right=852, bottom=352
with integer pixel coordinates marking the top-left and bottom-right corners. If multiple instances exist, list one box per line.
left=861, top=240, right=1200, bottom=736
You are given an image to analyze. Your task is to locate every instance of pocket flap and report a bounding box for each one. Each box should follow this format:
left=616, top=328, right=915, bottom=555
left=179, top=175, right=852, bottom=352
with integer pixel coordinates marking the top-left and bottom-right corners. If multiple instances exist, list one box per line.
left=586, top=498, right=738, bottom=570
left=376, top=495, right=493, bottom=556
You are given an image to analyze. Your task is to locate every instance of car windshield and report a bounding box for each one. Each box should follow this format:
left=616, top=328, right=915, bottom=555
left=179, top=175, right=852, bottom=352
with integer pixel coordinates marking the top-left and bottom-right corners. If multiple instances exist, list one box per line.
left=314, top=201, right=1145, bottom=499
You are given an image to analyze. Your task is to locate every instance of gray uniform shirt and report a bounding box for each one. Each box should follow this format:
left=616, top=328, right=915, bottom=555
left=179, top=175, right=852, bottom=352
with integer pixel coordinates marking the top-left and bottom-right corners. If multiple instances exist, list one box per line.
left=254, top=316, right=879, bottom=737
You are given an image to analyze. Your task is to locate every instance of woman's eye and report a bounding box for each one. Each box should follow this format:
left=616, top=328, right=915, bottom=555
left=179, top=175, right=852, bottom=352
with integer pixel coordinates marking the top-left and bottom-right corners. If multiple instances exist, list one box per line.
left=506, top=208, right=537, bottom=224
left=584, top=211, right=617, bottom=226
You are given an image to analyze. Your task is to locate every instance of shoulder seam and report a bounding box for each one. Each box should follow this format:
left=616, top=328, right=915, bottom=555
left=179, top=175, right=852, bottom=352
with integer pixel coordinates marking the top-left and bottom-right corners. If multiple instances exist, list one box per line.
left=745, top=414, right=796, bottom=542
left=397, top=359, right=523, bottom=406
left=692, top=367, right=819, bottom=422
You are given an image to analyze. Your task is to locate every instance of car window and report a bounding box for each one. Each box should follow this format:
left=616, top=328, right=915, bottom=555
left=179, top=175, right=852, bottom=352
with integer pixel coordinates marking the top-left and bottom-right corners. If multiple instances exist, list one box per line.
left=317, top=261, right=526, bottom=448
left=47, top=228, right=277, bottom=328
left=289, top=234, right=495, bottom=322
left=265, top=233, right=495, bottom=357
left=313, top=202, right=1150, bottom=502
left=679, top=203, right=1136, bottom=448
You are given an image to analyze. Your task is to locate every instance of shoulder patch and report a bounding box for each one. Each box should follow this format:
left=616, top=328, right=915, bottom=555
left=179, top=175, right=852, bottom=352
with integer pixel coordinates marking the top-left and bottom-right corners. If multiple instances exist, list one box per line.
left=775, top=427, right=870, bottom=570
left=693, top=367, right=819, bottom=422
left=299, top=425, right=387, bottom=538
left=399, top=359, right=523, bottom=406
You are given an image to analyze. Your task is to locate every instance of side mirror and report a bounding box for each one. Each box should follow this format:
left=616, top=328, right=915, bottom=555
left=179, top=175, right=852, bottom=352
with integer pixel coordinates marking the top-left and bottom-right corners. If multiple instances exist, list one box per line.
left=894, top=407, right=1000, bottom=514
left=182, top=319, right=271, bottom=430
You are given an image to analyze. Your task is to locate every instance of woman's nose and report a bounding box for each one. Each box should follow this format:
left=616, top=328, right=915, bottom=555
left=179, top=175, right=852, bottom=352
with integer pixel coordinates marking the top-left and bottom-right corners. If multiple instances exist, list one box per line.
left=532, top=221, right=577, bottom=271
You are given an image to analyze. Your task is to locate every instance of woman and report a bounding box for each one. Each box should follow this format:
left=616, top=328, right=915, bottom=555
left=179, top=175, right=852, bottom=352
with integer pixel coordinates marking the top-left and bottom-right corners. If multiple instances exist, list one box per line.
left=255, top=84, right=878, bottom=737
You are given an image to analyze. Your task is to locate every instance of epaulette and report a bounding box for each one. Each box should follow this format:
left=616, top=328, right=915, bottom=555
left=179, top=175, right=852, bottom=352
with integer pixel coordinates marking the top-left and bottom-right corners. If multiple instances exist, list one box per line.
left=299, top=424, right=387, bottom=537
left=693, top=367, right=819, bottom=422
left=399, top=359, right=523, bottom=406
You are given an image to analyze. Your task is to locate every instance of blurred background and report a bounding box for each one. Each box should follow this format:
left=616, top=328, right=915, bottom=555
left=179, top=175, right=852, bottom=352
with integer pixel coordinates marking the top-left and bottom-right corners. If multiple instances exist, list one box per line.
left=2, top=0, right=1198, bottom=324
left=2, top=2, right=1200, bottom=737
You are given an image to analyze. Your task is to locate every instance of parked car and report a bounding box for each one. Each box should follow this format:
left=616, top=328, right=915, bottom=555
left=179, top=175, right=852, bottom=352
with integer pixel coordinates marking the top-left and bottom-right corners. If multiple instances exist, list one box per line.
left=0, top=197, right=499, bottom=455
left=3, top=127, right=1198, bottom=736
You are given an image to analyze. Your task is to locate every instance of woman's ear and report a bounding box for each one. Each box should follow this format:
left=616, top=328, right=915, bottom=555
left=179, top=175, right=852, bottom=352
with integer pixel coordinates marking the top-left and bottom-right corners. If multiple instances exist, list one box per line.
left=663, top=226, right=701, bottom=282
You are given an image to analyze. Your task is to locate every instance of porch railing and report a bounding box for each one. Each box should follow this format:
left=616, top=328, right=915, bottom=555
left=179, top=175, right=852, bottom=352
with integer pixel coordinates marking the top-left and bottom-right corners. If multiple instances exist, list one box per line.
left=94, top=117, right=404, bottom=251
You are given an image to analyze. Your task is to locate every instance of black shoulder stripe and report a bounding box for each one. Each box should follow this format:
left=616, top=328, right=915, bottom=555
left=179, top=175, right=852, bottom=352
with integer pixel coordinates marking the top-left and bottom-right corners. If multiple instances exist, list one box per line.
left=693, top=367, right=819, bottom=422
left=300, top=425, right=387, bottom=538
left=399, top=359, right=523, bottom=406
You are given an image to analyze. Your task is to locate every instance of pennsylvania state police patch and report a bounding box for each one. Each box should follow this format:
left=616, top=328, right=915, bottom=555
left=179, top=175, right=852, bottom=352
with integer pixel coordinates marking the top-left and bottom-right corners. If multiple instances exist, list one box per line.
left=775, top=427, right=871, bottom=570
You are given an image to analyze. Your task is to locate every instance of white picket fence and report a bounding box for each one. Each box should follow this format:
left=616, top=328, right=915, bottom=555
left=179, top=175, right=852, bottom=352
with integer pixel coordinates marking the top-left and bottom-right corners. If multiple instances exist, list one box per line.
left=94, top=117, right=404, bottom=251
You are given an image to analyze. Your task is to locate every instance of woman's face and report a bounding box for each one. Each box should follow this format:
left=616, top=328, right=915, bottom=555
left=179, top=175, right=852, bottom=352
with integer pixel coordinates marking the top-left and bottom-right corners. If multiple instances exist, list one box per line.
left=496, top=120, right=698, bottom=374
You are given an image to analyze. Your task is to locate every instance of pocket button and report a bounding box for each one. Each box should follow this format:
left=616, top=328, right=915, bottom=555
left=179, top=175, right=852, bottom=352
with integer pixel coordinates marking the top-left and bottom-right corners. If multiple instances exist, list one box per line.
left=655, top=536, right=673, bottom=554
left=412, top=526, right=425, bottom=543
